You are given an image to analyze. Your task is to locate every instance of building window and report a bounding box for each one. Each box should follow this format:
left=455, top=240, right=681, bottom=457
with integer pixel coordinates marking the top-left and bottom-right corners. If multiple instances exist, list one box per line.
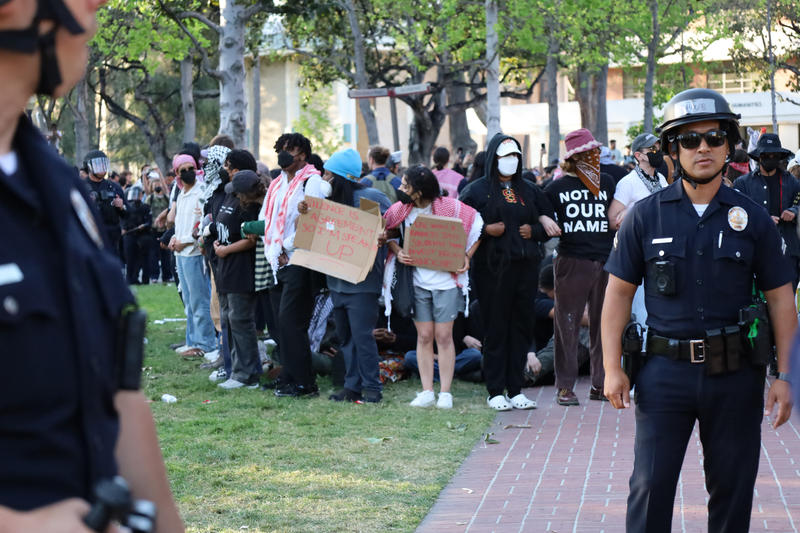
left=707, top=63, right=756, bottom=94
left=623, top=68, right=645, bottom=99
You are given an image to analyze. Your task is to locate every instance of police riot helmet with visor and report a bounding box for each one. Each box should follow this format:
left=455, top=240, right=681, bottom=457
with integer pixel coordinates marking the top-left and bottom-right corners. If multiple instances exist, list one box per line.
left=84, top=149, right=109, bottom=176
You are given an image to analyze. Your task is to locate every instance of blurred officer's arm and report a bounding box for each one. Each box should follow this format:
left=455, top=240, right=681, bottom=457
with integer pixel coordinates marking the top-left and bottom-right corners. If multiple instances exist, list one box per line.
left=601, top=275, right=637, bottom=409
left=763, top=284, right=796, bottom=428
left=114, top=391, right=184, bottom=532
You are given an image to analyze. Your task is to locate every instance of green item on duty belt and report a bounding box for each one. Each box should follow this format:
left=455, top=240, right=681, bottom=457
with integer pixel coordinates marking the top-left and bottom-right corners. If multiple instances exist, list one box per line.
left=241, top=220, right=265, bottom=238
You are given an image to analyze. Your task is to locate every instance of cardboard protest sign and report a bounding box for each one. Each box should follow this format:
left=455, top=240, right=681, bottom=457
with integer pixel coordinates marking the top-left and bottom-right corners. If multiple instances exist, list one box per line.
left=404, top=214, right=466, bottom=272
left=291, top=196, right=384, bottom=284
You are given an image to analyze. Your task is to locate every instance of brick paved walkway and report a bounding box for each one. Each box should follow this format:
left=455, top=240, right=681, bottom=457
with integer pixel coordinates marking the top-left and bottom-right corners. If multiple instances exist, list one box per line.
left=419, top=376, right=800, bottom=532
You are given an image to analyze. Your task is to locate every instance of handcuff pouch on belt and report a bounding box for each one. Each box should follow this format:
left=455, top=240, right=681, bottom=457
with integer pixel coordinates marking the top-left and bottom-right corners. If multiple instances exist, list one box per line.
left=116, top=305, right=147, bottom=390
left=621, top=320, right=644, bottom=384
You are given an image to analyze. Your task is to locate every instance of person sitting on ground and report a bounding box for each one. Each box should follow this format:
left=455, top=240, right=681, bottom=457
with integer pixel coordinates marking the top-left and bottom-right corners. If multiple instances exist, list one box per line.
left=373, top=306, right=418, bottom=355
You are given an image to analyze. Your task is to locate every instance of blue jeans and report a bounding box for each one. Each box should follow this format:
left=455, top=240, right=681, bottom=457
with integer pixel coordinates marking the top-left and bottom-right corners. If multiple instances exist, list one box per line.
left=175, top=254, right=216, bottom=352
left=331, top=291, right=382, bottom=394
left=404, top=347, right=482, bottom=382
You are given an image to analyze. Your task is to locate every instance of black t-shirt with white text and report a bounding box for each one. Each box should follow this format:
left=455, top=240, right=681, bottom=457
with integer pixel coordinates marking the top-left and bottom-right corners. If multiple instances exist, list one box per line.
left=545, top=174, right=615, bottom=262
left=215, top=194, right=259, bottom=294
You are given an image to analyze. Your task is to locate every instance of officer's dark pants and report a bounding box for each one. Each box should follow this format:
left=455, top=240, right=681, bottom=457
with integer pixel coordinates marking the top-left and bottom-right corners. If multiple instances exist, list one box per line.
left=553, top=255, right=606, bottom=391
left=627, top=355, right=765, bottom=533
left=269, top=265, right=315, bottom=387
left=123, top=233, right=150, bottom=284
left=218, top=292, right=261, bottom=384
left=331, top=290, right=382, bottom=394
left=105, top=227, right=122, bottom=259
left=150, top=232, right=173, bottom=282
left=474, top=259, right=537, bottom=398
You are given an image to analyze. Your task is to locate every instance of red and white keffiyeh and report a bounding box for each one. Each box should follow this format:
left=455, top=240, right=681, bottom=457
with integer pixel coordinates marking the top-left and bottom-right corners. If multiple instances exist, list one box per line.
left=262, top=163, right=320, bottom=276
left=382, top=197, right=483, bottom=324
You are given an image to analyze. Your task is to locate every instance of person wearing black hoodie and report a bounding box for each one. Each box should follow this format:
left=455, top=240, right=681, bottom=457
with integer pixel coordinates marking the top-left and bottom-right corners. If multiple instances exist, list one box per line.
left=460, top=134, right=561, bottom=411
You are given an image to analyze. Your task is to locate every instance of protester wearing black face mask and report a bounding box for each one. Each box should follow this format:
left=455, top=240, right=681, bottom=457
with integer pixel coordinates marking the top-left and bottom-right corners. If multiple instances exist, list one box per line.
left=733, top=133, right=800, bottom=289
left=608, top=133, right=669, bottom=231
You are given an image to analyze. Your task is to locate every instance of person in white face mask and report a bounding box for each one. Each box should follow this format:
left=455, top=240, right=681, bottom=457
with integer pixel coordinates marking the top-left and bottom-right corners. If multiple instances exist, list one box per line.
left=460, top=134, right=561, bottom=411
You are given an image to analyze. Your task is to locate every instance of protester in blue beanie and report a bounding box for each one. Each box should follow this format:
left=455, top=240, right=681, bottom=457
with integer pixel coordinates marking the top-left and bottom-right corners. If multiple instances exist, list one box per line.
left=300, top=148, right=391, bottom=403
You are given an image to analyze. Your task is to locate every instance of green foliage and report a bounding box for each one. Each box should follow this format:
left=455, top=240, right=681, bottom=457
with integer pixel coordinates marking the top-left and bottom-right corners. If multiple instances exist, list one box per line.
left=292, top=88, right=344, bottom=159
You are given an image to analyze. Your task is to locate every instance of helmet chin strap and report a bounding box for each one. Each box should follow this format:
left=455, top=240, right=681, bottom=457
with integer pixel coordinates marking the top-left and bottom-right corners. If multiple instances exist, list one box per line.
left=0, top=0, right=85, bottom=96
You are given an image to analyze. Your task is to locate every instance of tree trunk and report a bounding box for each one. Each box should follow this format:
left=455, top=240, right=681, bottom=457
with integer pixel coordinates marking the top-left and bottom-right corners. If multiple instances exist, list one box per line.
left=545, top=30, right=560, bottom=160
left=74, top=73, right=91, bottom=166
left=218, top=0, right=247, bottom=147
left=574, top=65, right=595, bottom=133
left=407, top=93, right=447, bottom=166
left=594, top=61, right=609, bottom=144
left=484, top=0, right=501, bottom=140
left=343, top=0, right=380, bottom=145
left=250, top=54, right=261, bottom=159
left=447, top=81, right=477, bottom=155
left=180, top=56, right=196, bottom=144
left=643, top=0, right=659, bottom=134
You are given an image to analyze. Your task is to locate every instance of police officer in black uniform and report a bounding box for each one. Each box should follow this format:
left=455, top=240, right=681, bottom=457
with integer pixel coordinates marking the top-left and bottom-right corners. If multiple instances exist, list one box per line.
left=733, top=133, right=800, bottom=290
left=0, top=1, right=182, bottom=531
left=83, top=148, right=127, bottom=258
left=601, top=88, right=795, bottom=533
left=122, top=186, right=153, bottom=285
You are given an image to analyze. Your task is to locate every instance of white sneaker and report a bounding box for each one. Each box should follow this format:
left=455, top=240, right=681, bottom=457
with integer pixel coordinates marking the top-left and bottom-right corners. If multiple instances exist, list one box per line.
left=409, top=389, right=436, bottom=407
left=203, top=349, right=220, bottom=362
left=209, top=369, right=227, bottom=383
left=218, top=378, right=258, bottom=390
left=436, top=392, right=453, bottom=409
left=174, top=345, right=192, bottom=353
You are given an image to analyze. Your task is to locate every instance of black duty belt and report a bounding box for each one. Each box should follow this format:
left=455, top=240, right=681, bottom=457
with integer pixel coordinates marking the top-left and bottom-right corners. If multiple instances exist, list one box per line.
left=646, top=326, right=743, bottom=364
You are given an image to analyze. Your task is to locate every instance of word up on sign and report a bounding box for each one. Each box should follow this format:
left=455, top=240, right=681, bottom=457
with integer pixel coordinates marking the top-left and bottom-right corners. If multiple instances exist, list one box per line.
left=291, top=196, right=384, bottom=284
left=404, top=214, right=467, bottom=272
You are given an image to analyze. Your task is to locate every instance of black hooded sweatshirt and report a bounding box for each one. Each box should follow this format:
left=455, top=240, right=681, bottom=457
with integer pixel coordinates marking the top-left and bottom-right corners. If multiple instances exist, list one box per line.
left=460, top=134, right=555, bottom=270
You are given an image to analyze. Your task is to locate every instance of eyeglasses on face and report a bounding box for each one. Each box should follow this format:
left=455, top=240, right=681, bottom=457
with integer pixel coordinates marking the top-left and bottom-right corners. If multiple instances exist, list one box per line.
left=673, top=129, right=727, bottom=150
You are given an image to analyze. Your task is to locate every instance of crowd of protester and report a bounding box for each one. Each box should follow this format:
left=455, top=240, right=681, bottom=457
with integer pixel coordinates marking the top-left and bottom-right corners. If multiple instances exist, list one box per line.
left=83, top=126, right=800, bottom=409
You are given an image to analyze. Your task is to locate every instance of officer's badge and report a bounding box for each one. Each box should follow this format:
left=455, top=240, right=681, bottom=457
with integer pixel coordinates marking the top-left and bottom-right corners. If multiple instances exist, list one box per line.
left=728, top=206, right=748, bottom=231
left=70, top=189, right=104, bottom=249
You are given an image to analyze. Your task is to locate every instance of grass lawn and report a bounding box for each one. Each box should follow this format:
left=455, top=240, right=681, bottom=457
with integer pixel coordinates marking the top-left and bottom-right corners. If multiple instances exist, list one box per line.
left=134, top=283, right=496, bottom=533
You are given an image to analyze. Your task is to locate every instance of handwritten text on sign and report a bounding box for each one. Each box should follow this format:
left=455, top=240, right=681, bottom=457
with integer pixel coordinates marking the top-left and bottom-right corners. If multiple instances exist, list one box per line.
left=404, top=214, right=466, bottom=272
left=291, top=196, right=383, bottom=283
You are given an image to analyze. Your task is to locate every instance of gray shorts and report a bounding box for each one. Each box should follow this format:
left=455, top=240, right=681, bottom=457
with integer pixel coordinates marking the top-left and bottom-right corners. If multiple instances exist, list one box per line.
left=413, top=286, right=464, bottom=323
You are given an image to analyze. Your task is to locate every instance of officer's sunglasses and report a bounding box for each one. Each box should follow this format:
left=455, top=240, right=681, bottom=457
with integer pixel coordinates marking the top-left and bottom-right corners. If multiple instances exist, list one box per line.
left=674, top=129, right=727, bottom=150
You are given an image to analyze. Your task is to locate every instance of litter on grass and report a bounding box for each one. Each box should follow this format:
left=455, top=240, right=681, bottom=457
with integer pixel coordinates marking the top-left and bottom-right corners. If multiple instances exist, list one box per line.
left=152, top=318, right=187, bottom=325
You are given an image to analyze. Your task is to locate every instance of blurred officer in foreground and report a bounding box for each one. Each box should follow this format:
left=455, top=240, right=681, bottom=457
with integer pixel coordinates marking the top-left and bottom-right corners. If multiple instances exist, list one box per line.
left=0, top=1, right=183, bottom=531
left=601, top=88, right=795, bottom=533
